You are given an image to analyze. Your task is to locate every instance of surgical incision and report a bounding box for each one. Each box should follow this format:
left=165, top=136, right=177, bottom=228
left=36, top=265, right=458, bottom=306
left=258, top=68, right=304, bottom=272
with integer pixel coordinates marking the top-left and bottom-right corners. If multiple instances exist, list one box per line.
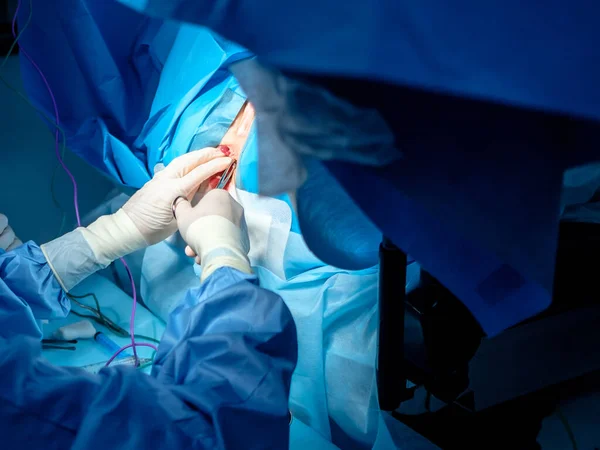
left=220, top=101, right=254, bottom=160
left=211, top=101, right=255, bottom=189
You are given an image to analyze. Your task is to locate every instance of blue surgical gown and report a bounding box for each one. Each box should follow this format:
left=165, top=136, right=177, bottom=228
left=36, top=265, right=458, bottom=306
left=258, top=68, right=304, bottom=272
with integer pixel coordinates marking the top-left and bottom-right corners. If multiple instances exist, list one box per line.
left=0, top=243, right=297, bottom=449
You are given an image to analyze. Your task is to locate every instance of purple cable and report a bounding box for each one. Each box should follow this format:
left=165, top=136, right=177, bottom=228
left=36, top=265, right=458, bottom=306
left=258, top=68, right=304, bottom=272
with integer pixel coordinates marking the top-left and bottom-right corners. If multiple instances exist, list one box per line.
left=119, top=256, right=161, bottom=364
left=12, top=0, right=81, bottom=224
left=104, top=342, right=157, bottom=368
left=121, top=258, right=139, bottom=362
left=12, top=0, right=157, bottom=366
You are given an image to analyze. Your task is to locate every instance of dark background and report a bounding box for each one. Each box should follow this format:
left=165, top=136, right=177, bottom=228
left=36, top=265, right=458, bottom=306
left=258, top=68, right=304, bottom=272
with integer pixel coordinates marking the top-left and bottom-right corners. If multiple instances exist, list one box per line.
left=0, top=0, right=19, bottom=55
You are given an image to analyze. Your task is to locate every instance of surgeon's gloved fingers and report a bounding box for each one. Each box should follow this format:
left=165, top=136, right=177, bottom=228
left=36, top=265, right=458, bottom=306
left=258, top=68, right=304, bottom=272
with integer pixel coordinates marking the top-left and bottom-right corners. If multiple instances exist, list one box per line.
left=174, top=200, right=193, bottom=229
left=162, top=146, right=231, bottom=178
left=81, top=210, right=147, bottom=267
left=178, top=157, right=232, bottom=199
left=121, top=152, right=232, bottom=247
left=0, top=225, right=16, bottom=251
left=183, top=245, right=201, bottom=264
left=176, top=189, right=245, bottom=237
left=175, top=190, right=252, bottom=281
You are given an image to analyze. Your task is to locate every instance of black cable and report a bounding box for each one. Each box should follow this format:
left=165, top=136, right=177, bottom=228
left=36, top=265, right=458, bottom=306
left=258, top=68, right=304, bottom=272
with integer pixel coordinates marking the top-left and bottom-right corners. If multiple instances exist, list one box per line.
left=68, top=293, right=160, bottom=345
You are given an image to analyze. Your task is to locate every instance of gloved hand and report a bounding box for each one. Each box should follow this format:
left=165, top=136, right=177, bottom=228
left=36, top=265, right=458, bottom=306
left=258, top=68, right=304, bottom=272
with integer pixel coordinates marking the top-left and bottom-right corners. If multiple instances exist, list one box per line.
left=175, top=189, right=252, bottom=282
left=41, top=148, right=231, bottom=292
left=80, top=148, right=232, bottom=266
left=0, top=214, right=22, bottom=251
left=124, top=147, right=233, bottom=245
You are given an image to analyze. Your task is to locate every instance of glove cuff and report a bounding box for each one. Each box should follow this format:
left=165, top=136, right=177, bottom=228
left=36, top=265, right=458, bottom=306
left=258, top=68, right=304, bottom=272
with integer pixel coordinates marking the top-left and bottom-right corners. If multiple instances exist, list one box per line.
left=41, top=229, right=104, bottom=292
left=41, top=210, right=147, bottom=292
left=81, top=209, right=148, bottom=266
left=185, top=215, right=252, bottom=282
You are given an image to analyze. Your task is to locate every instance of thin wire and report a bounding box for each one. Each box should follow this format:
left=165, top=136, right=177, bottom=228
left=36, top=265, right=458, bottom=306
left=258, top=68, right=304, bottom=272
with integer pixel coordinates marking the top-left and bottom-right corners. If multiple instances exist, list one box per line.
left=11, top=0, right=80, bottom=224
left=0, top=0, right=71, bottom=219
left=69, top=309, right=160, bottom=345
left=9, top=0, right=151, bottom=365
left=70, top=308, right=121, bottom=333
left=68, top=292, right=160, bottom=345
left=122, top=258, right=143, bottom=362
left=104, top=342, right=156, bottom=367
left=68, top=292, right=103, bottom=314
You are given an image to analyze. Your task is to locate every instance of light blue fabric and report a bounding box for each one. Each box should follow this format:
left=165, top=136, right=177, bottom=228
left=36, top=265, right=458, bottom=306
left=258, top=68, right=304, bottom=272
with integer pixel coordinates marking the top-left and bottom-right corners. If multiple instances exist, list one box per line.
left=0, top=244, right=70, bottom=339
left=256, top=233, right=422, bottom=449
left=0, top=243, right=297, bottom=449
left=133, top=24, right=251, bottom=172
left=128, top=226, right=422, bottom=449
left=82, top=186, right=424, bottom=449
left=42, top=273, right=164, bottom=369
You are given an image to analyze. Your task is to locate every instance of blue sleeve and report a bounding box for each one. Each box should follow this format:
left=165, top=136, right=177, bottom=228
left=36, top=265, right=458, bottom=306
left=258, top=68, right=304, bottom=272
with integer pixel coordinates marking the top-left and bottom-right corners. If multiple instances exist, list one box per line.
left=0, top=242, right=70, bottom=339
left=0, top=265, right=297, bottom=449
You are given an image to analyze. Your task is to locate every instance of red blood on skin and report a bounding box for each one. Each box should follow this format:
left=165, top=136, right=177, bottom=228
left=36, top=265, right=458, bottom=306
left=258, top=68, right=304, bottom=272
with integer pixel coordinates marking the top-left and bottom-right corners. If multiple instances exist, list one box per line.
left=218, top=145, right=231, bottom=156
left=208, top=175, right=221, bottom=190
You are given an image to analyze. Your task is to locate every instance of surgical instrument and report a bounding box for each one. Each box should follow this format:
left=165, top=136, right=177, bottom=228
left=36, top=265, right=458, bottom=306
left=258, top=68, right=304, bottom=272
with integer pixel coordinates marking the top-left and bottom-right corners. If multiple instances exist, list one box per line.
left=67, top=292, right=160, bottom=345
left=42, top=339, right=77, bottom=351
left=216, top=159, right=237, bottom=189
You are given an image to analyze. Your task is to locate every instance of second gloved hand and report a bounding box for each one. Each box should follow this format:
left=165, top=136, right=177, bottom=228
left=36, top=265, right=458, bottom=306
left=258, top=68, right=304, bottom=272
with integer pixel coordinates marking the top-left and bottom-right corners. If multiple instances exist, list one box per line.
left=176, top=189, right=252, bottom=282
left=81, top=147, right=232, bottom=266
left=123, top=147, right=233, bottom=245
left=41, top=148, right=231, bottom=292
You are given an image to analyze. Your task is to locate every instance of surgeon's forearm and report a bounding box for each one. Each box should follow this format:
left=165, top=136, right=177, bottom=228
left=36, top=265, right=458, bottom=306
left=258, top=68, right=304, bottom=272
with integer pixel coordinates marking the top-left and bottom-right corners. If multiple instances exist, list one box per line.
left=41, top=211, right=146, bottom=292
left=0, top=242, right=70, bottom=326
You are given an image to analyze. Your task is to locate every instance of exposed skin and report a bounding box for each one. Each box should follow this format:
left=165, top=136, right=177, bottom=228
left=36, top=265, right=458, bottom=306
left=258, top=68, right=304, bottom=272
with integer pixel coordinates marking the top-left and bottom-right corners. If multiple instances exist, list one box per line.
left=220, top=101, right=255, bottom=161
left=186, top=101, right=255, bottom=262
left=204, top=101, right=255, bottom=191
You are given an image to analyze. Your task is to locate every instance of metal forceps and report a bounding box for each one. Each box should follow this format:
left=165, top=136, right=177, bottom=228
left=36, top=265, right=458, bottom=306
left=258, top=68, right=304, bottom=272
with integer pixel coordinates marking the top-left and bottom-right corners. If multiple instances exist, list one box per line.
left=216, top=159, right=237, bottom=189
left=42, top=339, right=77, bottom=351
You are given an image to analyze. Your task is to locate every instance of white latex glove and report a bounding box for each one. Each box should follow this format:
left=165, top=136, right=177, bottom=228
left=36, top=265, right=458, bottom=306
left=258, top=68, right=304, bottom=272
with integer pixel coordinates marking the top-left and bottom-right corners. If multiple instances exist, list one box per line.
left=175, top=189, right=252, bottom=282
left=0, top=214, right=23, bottom=251
left=79, top=148, right=232, bottom=267
left=123, top=147, right=233, bottom=245
left=41, top=148, right=232, bottom=292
